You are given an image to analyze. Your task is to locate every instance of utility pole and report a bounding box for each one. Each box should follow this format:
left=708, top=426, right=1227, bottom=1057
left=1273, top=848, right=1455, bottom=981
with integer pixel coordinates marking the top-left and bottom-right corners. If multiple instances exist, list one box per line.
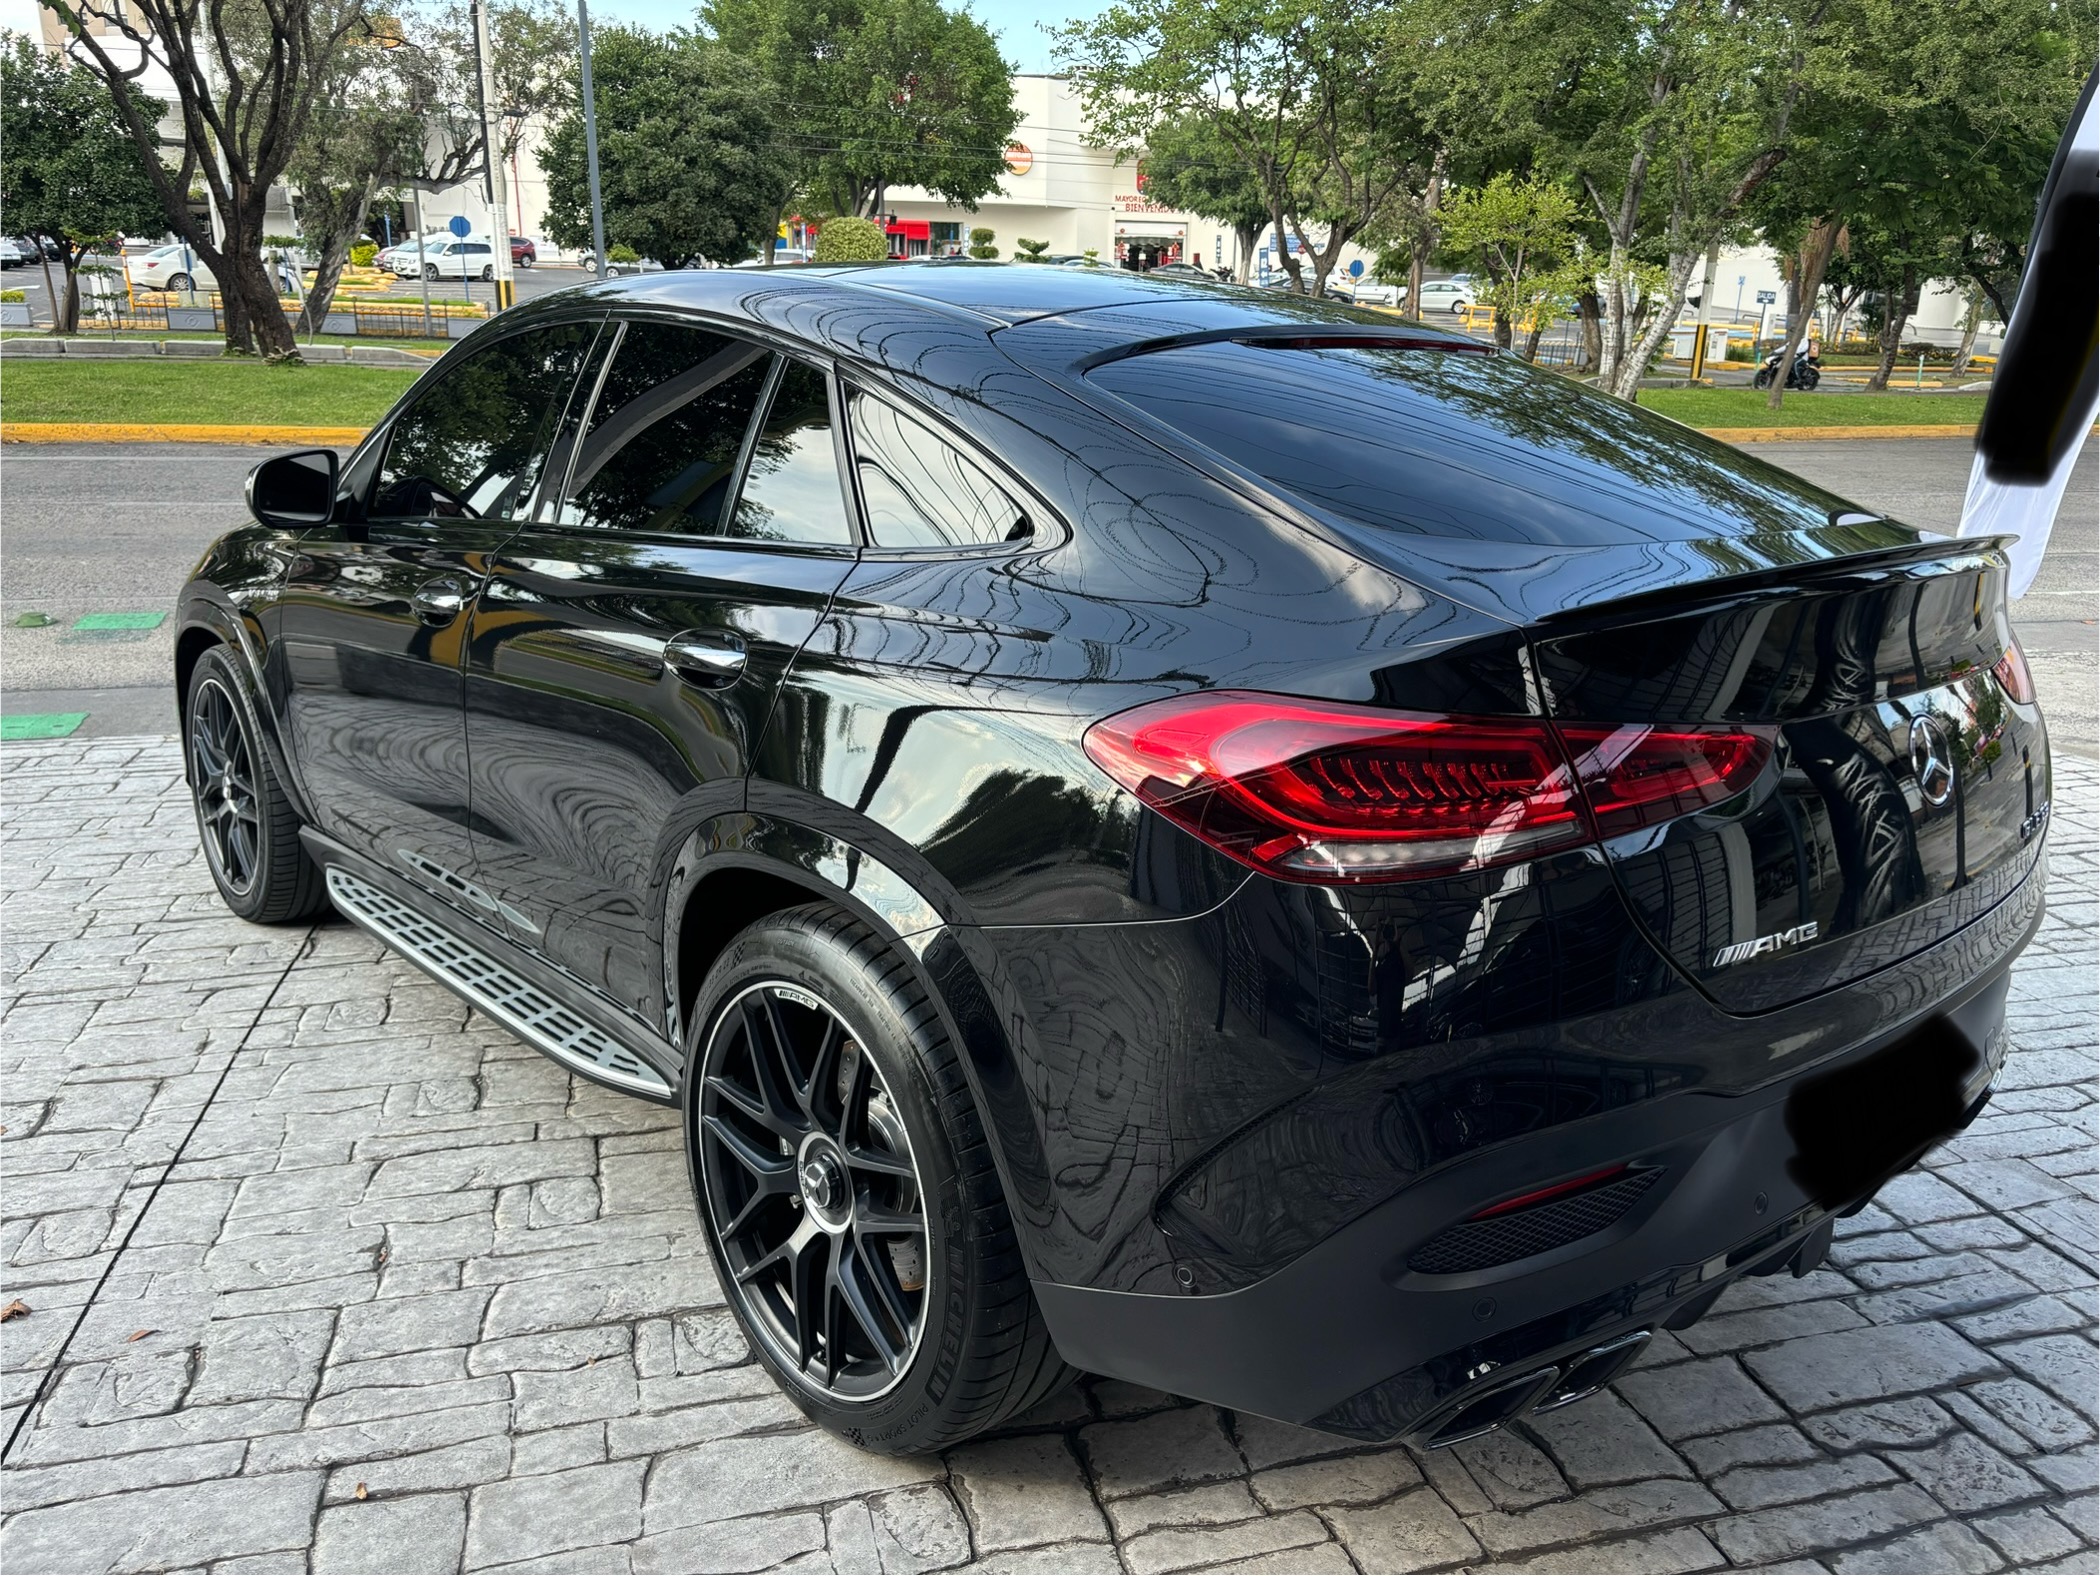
left=578, top=0, right=609, bottom=279
left=470, top=0, right=519, bottom=309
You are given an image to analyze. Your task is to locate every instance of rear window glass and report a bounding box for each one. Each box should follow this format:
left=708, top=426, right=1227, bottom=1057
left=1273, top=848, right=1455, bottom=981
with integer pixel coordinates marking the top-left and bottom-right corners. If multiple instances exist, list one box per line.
left=1086, top=340, right=1838, bottom=545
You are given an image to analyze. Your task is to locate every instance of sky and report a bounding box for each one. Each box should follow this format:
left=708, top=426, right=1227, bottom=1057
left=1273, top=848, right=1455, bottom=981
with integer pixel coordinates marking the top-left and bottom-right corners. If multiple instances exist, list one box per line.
left=589, top=0, right=1105, bottom=73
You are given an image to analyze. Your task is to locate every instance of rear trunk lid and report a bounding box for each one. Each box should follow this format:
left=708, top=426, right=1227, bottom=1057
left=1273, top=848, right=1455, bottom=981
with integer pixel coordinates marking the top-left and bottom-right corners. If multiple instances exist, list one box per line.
left=1530, top=540, right=2049, bottom=1012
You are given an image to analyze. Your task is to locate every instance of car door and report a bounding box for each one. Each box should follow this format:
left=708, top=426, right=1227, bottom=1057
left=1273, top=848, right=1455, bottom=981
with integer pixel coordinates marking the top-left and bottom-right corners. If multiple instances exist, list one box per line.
left=463, top=316, right=862, bottom=1017
left=278, top=317, right=605, bottom=915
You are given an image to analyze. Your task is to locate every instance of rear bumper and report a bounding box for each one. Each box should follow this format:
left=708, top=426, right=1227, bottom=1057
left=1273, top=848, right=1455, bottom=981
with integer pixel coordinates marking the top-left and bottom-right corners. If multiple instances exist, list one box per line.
left=1029, top=933, right=2024, bottom=1438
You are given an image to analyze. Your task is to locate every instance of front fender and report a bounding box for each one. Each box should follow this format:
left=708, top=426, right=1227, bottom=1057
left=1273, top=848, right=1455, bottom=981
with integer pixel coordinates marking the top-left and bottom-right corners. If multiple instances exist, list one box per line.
left=176, top=531, right=308, bottom=820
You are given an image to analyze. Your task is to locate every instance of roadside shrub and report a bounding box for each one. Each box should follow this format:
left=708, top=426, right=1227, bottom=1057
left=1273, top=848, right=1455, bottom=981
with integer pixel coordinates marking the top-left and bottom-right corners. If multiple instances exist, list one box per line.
left=811, top=217, right=888, bottom=264
left=1723, top=339, right=1757, bottom=363
left=1014, top=237, right=1049, bottom=261
left=350, top=243, right=378, bottom=268
left=0, top=289, right=24, bottom=303
left=606, top=244, right=639, bottom=265
left=968, top=226, right=998, bottom=260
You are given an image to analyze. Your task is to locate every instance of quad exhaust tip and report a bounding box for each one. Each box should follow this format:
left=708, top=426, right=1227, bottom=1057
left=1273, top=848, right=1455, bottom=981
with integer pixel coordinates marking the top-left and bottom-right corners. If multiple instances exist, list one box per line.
left=1418, top=1330, right=1650, bottom=1448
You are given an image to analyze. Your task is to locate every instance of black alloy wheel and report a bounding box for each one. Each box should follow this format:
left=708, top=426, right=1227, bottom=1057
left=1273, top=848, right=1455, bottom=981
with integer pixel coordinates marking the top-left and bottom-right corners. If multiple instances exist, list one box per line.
left=189, top=674, right=261, bottom=896
left=697, top=980, right=929, bottom=1399
left=184, top=647, right=328, bottom=924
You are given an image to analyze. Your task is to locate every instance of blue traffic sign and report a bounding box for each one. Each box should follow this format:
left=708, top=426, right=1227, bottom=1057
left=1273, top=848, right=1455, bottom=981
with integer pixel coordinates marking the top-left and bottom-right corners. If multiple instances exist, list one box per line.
left=448, top=214, right=472, bottom=238
left=1348, top=259, right=1365, bottom=278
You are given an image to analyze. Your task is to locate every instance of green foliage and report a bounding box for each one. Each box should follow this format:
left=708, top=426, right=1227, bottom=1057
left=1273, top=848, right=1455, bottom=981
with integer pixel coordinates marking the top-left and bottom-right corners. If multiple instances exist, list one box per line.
left=540, top=27, right=792, bottom=267
left=1438, top=173, right=1581, bottom=351
left=0, top=289, right=25, bottom=303
left=967, top=226, right=998, bottom=260
left=0, top=34, right=165, bottom=330
left=606, top=243, right=640, bottom=265
left=812, top=217, right=890, bottom=263
left=1054, top=0, right=1434, bottom=294
left=702, top=0, right=1019, bottom=217
left=350, top=243, right=379, bottom=267
left=1135, top=115, right=1274, bottom=279
left=1, top=360, right=418, bottom=426
left=1014, top=237, right=1050, bottom=261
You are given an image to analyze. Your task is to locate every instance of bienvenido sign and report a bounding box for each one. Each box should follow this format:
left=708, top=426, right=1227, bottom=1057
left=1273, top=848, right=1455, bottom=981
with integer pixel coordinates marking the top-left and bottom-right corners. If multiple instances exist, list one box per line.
left=1114, top=194, right=1176, bottom=215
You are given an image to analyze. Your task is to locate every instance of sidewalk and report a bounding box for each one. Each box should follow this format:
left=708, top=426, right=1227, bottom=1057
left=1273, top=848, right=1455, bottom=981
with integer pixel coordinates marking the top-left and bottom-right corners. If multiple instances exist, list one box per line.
left=1, top=737, right=2094, bottom=1574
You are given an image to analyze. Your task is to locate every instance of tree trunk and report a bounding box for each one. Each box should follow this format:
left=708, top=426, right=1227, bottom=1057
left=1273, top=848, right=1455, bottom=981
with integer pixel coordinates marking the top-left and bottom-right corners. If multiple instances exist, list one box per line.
left=1409, top=154, right=1444, bottom=321
left=1521, top=320, right=1547, bottom=363
left=298, top=176, right=380, bottom=333
left=1492, top=308, right=1512, bottom=351
left=1576, top=289, right=1602, bottom=372
left=58, top=251, right=82, bottom=334
left=1596, top=241, right=1633, bottom=390
left=223, top=208, right=299, bottom=361
left=1865, top=264, right=1918, bottom=391
left=1766, top=217, right=1840, bottom=411
left=36, top=247, right=63, bottom=333
left=1952, top=285, right=1983, bottom=373
left=1233, top=222, right=1259, bottom=284
left=1608, top=248, right=1702, bottom=401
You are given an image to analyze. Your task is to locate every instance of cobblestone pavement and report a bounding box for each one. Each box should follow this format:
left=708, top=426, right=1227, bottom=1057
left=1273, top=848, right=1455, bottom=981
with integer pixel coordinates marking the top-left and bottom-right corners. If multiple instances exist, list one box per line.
left=2, top=737, right=2095, bottom=1576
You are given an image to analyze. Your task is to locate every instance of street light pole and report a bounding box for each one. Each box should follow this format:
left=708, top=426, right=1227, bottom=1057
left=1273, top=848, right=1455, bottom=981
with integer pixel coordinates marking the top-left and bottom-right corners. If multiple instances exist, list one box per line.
left=470, top=0, right=519, bottom=309
left=578, top=0, right=608, bottom=279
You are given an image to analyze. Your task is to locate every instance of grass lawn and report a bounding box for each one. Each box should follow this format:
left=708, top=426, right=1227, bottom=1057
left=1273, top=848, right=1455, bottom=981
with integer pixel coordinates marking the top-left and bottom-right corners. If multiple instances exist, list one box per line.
left=0, top=358, right=419, bottom=427
left=1641, top=387, right=1988, bottom=429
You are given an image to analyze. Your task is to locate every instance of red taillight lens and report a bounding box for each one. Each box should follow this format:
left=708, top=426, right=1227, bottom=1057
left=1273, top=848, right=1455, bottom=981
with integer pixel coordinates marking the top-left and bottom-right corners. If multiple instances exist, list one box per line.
left=1554, top=724, right=1775, bottom=839
left=1992, top=637, right=2036, bottom=704
left=1081, top=691, right=1773, bottom=884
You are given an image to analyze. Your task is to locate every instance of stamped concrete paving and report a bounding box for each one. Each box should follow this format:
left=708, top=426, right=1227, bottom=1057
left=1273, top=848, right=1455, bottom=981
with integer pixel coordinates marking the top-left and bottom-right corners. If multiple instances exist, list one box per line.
left=1, top=736, right=2094, bottom=1575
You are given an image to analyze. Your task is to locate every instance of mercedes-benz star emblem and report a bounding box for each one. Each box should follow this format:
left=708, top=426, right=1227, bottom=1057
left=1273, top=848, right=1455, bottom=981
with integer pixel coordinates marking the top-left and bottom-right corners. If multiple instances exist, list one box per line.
left=1909, top=715, right=1956, bottom=807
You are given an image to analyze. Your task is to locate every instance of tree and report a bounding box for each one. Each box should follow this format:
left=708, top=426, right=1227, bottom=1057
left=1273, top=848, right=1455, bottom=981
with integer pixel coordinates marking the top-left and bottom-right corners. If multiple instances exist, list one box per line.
left=1746, top=0, right=2091, bottom=407
left=1437, top=172, right=1579, bottom=355
left=1055, top=0, right=1441, bottom=299
left=703, top=0, right=1018, bottom=221
left=0, top=38, right=165, bottom=334
left=967, top=226, right=998, bottom=259
left=539, top=26, right=792, bottom=268
left=1137, top=115, right=1272, bottom=282
left=284, top=41, right=425, bottom=332
left=812, top=215, right=889, bottom=261
left=45, top=0, right=374, bottom=359
left=1449, top=0, right=1839, bottom=399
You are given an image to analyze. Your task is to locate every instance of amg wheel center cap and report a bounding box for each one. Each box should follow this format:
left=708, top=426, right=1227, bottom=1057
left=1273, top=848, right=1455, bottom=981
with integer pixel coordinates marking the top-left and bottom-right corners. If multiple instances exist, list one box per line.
left=796, top=1136, right=851, bottom=1230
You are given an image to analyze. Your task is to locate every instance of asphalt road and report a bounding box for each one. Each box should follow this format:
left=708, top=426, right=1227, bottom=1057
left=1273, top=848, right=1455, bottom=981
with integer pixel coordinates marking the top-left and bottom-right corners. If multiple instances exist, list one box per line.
left=0, top=437, right=2091, bottom=756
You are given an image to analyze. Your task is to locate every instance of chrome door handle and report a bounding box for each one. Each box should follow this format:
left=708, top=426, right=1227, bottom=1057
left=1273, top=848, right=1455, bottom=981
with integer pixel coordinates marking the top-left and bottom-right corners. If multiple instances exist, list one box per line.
left=663, top=629, right=747, bottom=687
left=411, top=577, right=466, bottom=625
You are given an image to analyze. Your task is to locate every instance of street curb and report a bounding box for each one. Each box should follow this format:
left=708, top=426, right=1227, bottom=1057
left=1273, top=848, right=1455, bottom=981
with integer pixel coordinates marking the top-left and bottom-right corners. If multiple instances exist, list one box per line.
left=1, top=422, right=371, bottom=446
left=1699, top=424, right=1977, bottom=441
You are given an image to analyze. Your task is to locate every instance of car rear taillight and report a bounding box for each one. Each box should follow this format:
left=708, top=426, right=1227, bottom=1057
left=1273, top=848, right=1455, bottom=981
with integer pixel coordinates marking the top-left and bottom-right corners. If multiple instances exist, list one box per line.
left=1081, top=691, right=1773, bottom=884
left=1992, top=637, right=2036, bottom=704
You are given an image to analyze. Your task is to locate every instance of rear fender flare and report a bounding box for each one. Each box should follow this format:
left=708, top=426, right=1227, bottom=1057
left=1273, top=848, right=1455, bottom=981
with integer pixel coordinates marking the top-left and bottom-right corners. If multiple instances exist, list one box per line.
left=660, top=808, right=1058, bottom=1270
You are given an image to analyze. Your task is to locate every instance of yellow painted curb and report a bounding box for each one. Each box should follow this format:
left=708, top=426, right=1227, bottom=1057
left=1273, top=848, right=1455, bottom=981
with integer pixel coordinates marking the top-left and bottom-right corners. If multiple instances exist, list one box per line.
left=1, top=421, right=371, bottom=445
left=1698, top=424, right=1976, bottom=442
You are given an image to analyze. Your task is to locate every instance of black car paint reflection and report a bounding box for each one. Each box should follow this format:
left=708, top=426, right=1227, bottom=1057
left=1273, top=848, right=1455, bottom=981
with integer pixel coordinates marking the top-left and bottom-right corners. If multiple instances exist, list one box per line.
left=179, top=262, right=2047, bottom=1438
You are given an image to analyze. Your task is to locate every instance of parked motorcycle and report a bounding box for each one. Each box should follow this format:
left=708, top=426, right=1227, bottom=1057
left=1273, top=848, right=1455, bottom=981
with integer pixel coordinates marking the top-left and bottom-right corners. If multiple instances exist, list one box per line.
left=1754, top=349, right=1822, bottom=390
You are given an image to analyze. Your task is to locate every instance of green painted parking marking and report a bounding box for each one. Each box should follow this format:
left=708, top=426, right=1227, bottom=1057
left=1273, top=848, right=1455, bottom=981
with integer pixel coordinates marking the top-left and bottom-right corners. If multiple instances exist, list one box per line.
left=72, top=612, right=166, bottom=631
left=1, top=712, right=88, bottom=740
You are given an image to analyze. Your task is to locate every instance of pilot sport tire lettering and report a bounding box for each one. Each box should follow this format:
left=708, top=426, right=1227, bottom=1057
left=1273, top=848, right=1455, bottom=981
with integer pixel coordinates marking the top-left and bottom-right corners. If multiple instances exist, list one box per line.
left=685, top=903, right=1072, bottom=1454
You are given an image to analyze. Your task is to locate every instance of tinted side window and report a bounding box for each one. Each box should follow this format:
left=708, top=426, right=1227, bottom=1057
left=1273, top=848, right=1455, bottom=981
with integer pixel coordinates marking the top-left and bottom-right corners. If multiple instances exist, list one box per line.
left=849, top=392, right=1027, bottom=549
left=726, top=360, right=853, bottom=546
left=372, top=324, right=594, bottom=521
left=558, top=324, right=772, bottom=534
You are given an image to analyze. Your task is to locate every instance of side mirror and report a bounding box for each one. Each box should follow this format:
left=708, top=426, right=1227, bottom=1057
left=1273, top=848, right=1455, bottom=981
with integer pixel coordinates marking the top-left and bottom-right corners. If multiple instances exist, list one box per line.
left=247, top=448, right=339, bottom=528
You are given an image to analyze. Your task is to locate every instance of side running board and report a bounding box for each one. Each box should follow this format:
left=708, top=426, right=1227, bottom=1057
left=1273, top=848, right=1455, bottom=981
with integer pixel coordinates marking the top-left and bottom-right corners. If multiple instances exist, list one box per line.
left=325, top=868, right=673, bottom=1099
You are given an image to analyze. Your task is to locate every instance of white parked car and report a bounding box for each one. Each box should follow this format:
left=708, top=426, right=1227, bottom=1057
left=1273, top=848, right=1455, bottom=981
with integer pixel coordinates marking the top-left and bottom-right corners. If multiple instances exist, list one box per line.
left=131, top=243, right=217, bottom=292
left=404, top=238, right=496, bottom=281
left=1407, top=277, right=1475, bottom=315
left=1348, top=280, right=1402, bottom=307
left=0, top=238, right=29, bottom=269
left=380, top=232, right=489, bottom=276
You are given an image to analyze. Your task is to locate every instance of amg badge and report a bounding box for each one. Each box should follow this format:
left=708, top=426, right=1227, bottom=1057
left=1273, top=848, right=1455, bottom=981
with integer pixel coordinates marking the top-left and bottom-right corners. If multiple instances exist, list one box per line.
left=1713, top=921, right=1820, bottom=969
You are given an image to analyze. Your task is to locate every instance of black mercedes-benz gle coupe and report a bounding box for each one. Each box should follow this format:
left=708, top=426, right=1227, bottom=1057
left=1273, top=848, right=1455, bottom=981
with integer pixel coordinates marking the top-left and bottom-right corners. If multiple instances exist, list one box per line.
left=178, top=263, right=2049, bottom=1454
